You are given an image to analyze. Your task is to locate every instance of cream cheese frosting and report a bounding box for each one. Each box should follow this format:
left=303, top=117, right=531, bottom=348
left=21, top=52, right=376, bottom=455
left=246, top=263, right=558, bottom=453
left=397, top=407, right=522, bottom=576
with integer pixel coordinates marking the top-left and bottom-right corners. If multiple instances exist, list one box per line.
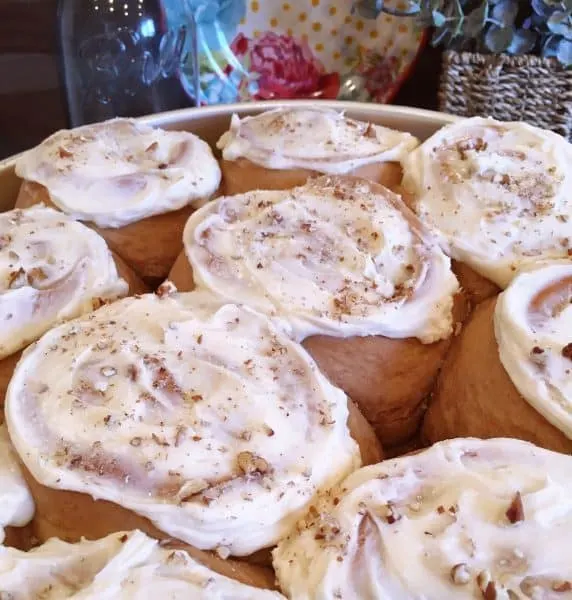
left=0, top=530, right=284, bottom=598
left=273, top=437, right=572, bottom=600
left=5, top=290, right=360, bottom=556
left=15, top=118, right=221, bottom=229
left=0, top=424, right=34, bottom=544
left=183, top=176, right=459, bottom=343
left=495, top=260, right=572, bottom=440
left=0, top=206, right=127, bottom=360
left=217, top=107, right=419, bottom=174
left=402, top=117, right=572, bottom=288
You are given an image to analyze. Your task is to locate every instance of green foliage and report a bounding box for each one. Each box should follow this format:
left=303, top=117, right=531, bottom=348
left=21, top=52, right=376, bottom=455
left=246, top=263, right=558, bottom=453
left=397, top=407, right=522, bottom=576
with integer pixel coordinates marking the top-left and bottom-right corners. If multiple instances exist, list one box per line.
left=353, top=0, right=572, bottom=65
left=428, top=0, right=572, bottom=64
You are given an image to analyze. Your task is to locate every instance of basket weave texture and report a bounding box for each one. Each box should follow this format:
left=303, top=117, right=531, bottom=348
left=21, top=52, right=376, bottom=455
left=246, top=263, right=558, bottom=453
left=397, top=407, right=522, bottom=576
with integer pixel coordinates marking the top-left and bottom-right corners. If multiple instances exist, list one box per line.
left=439, top=51, right=572, bottom=141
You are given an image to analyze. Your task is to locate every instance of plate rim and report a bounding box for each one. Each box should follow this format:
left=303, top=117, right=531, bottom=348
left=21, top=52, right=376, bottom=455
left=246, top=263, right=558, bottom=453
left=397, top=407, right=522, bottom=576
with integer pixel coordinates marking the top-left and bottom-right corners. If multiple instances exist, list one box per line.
left=0, top=101, right=459, bottom=169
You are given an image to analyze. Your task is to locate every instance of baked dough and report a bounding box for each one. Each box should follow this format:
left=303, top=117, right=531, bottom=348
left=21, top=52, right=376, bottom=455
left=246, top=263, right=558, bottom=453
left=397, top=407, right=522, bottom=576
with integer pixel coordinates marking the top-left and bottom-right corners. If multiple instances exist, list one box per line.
left=170, top=176, right=462, bottom=446
left=15, top=118, right=221, bottom=280
left=217, top=107, right=418, bottom=194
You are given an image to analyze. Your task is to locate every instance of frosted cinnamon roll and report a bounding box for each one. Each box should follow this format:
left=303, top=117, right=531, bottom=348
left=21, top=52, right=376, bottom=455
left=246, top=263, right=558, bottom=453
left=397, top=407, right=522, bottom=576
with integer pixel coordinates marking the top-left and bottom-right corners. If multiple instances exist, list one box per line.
left=424, top=260, right=572, bottom=453
left=402, top=117, right=572, bottom=305
left=169, top=176, right=463, bottom=447
left=217, top=107, right=418, bottom=195
left=0, top=424, right=34, bottom=549
left=0, top=530, right=282, bottom=596
left=15, top=118, right=221, bottom=280
left=274, top=437, right=572, bottom=600
left=5, top=290, right=379, bottom=558
left=0, top=206, right=140, bottom=407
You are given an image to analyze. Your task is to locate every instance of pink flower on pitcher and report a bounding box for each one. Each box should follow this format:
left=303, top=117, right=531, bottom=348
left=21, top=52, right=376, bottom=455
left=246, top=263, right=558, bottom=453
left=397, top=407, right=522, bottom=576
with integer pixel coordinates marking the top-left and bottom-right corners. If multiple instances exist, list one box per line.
left=231, top=32, right=340, bottom=100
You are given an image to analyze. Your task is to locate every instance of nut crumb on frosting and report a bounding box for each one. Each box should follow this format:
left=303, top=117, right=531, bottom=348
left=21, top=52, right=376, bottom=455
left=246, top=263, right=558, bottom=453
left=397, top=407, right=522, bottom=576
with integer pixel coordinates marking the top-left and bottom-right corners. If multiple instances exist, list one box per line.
left=505, top=491, right=525, bottom=524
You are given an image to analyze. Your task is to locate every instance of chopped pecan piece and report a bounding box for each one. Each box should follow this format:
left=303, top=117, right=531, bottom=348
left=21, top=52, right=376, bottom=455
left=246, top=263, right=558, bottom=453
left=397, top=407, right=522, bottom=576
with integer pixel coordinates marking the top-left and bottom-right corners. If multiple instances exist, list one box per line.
left=385, top=502, right=401, bottom=524
left=363, top=123, right=377, bottom=138
left=562, top=343, right=572, bottom=361
left=237, top=451, right=269, bottom=476
left=553, top=581, right=572, bottom=592
left=505, top=491, right=525, bottom=524
left=156, top=281, right=177, bottom=297
left=7, top=268, right=26, bottom=289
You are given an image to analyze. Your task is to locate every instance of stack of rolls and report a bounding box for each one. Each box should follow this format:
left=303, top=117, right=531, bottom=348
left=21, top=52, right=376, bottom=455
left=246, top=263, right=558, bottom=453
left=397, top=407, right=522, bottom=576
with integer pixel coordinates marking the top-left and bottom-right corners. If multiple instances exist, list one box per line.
left=0, top=106, right=571, bottom=598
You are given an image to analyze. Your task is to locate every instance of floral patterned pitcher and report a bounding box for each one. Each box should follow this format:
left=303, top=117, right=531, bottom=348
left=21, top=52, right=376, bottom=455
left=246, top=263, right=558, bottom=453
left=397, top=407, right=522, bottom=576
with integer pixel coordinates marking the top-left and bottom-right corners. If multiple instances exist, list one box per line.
left=187, top=0, right=424, bottom=105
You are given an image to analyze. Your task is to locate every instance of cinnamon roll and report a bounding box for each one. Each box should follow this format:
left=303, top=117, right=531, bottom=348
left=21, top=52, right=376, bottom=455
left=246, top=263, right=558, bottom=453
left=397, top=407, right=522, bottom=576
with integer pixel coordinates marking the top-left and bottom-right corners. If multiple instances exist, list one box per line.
left=424, top=260, right=572, bottom=453
left=0, top=423, right=34, bottom=549
left=14, top=118, right=221, bottom=281
left=274, top=437, right=572, bottom=600
left=0, top=206, right=140, bottom=408
left=169, top=176, right=463, bottom=447
left=0, top=530, right=282, bottom=596
left=217, top=107, right=418, bottom=195
left=5, top=290, right=379, bottom=558
left=402, top=117, right=572, bottom=305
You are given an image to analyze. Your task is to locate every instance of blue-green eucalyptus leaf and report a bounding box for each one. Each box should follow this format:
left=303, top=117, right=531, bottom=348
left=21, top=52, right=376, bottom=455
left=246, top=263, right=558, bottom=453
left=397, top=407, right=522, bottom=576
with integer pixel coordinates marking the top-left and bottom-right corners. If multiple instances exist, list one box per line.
left=547, top=11, right=572, bottom=38
left=532, top=0, right=557, bottom=17
left=444, top=0, right=464, bottom=20
left=432, top=9, right=447, bottom=27
left=507, top=28, right=538, bottom=54
left=484, top=24, right=514, bottom=52
left=432, top=23, right=455, bottom=46
left=557, top=38, right=572, bottom=63
left=464, top=1, right=489, bottom=38
left=491, top=0, right=519, bottom=27
left=542, top=33, right=561, bottom=56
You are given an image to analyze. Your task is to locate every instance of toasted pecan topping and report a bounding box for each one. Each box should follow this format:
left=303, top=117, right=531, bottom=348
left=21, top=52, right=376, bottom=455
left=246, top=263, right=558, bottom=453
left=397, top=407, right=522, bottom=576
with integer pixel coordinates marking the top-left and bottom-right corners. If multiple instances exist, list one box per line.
left=237, top=451, right=269, bottom=476
left=562, top=343, right=572, bottom=361
left=505, top=491, right=525, bottom=524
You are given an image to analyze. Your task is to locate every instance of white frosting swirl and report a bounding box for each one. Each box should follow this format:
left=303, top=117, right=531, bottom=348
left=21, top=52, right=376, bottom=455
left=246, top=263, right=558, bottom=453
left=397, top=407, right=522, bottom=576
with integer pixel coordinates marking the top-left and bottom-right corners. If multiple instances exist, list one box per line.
left=184, top=176, right=458, bottom=343
left=274, top=438, right=572, bottom=600
left=0, top=424, right=34, bottom=544
left=217, top=108, right=419, bottom=174
left=0, top=530, right=284, bottom=599
left=5, top=291, right=360, bottom=556
left=0, top=206, right=127, bottom=359
left=495, top=260, right=572, bottom=439
left=402, top=117, right=572, bottom=288
left=15, top=118, right=221, bottom=228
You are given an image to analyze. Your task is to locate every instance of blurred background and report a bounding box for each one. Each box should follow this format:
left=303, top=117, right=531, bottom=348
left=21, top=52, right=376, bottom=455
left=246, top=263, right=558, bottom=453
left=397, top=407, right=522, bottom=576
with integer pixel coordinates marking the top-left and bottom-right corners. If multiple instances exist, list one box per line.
left=4, top=0, right=570, bottom=161
left=0, top=0, right=441, bottom=160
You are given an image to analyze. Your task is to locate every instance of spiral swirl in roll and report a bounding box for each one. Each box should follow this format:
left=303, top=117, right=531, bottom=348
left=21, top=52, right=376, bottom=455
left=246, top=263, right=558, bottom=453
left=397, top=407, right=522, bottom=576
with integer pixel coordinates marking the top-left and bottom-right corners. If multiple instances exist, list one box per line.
left=0, top=206, right=127, bottom=359
left=15, top=119, right=221, bottom=228
left=403, top=117, right=572, bottom=288
left=274, top=438, right=572, bottom=599
left=183, top=175, right=458, bottom=343
left=217, top=108, right=418, bottom=175
left=0, top=530, right=284, bottom=598
left=496, top=260, right=572, bottom=440
left=5, top=290, right=360, bottom=556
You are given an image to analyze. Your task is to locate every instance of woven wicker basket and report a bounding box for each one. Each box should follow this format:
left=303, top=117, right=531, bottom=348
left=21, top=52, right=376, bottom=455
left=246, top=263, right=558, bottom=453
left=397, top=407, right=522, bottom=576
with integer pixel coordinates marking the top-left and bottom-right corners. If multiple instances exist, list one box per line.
left=439, top=51, right=572, bottom=141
